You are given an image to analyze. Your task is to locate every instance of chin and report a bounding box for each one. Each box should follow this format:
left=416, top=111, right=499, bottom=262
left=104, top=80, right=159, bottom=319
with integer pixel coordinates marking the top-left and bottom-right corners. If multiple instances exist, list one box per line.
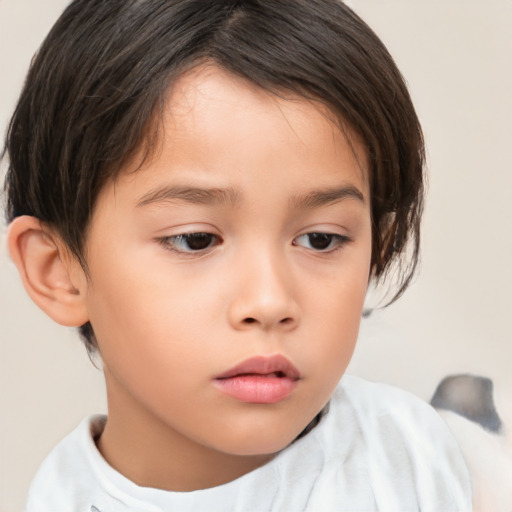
left=207, top=419, right=307, bottom=457
left=220, top=434, right=298, bottom=457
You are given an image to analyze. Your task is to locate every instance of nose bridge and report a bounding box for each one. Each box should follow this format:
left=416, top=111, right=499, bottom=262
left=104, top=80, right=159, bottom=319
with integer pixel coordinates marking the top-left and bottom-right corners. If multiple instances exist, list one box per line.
left=228, top=241, right=299, bottom=331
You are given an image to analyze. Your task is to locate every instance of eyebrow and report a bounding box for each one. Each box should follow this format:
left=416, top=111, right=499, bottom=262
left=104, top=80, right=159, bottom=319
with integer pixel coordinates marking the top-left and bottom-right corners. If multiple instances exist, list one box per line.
left=289, top=185, right=365, bottom=209
left=136, top=185, right=241, bottom=208
left=136, top=183, right=365, bottom=210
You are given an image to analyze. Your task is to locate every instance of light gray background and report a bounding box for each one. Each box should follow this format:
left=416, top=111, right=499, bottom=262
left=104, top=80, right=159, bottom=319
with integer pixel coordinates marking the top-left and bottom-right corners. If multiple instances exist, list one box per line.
left=1, top=1, right=511, bottom=510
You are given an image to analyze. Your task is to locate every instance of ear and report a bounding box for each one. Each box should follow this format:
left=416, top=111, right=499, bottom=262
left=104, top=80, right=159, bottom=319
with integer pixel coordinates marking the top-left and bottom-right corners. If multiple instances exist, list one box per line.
left=7, top=216, right=89, bottom=327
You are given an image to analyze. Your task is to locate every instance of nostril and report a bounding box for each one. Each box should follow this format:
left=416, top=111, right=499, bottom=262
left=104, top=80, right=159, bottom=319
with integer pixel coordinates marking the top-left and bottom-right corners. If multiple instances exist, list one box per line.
left=240, top=317, right=294, bottom=327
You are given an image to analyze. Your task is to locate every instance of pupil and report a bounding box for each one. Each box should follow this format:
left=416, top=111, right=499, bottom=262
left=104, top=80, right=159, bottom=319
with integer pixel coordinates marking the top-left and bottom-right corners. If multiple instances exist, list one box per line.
left=186, top=233, right=212, bottom=250
left=309, top=233, right=332, bottom=250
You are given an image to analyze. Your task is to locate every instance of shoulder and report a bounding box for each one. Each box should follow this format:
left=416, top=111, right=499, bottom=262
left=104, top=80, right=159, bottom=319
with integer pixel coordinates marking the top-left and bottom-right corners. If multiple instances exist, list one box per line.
left=25, top=415, right=107, bottom=512
left=337, top=373, right=432, bottom=410
left=336, top=374, right=467, bottom=439
left=329, top=375, right=473, bottom=510
left=334, top=374, right=468, bottom=456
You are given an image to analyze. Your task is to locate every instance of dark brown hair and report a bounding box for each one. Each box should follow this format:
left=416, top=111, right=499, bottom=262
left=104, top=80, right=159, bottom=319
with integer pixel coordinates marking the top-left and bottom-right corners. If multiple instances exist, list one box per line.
left=4, top=0, right=424, bottom=354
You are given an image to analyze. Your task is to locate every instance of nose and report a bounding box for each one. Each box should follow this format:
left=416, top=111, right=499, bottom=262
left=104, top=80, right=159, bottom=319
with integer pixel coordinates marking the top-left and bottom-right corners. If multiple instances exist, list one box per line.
left=227, top=250, right=300, bottom=332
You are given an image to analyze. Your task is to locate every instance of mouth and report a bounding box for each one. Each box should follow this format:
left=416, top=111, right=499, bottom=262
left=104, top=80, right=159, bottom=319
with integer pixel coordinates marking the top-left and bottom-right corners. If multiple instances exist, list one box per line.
left=213, top=355, right=301, bottom=404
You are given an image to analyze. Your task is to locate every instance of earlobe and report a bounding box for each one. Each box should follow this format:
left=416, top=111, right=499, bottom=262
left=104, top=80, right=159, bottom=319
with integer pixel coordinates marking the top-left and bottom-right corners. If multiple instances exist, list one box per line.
left=7, top=215, right=89, bottom=327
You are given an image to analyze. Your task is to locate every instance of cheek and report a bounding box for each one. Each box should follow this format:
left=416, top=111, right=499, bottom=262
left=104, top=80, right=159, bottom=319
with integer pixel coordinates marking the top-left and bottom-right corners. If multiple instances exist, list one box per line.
left=310, top=288, right=362, bottom=365
left=84, top=246, right=219, bottom=377
left=300, top=243, right=371, bottom=369
left=84, top=243, right=169, bottom=364
left=298, top=273, right=367, bottom=381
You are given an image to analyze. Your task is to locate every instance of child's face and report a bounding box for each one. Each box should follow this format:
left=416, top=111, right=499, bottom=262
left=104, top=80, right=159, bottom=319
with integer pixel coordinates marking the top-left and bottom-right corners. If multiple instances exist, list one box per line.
left=81, top=65, right=372, bottom=463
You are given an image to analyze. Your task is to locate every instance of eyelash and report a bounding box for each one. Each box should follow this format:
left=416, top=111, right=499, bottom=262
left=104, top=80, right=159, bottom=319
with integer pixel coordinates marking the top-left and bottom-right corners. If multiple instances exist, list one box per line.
left=157, top=232, right=351, bottom=255
left=157, top=233, right=221, bottom=254
left=292, top=233, right=351, bottom=252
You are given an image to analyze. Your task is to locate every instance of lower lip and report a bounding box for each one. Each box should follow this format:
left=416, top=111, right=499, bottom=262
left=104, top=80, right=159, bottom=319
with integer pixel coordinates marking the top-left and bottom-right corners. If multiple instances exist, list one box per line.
left=213, top=375, right=298, bottom=403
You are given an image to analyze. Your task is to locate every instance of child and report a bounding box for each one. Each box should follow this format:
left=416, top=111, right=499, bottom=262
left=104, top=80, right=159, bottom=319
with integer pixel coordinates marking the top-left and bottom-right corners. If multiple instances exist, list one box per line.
left=4, top=0, right=472, bottom=510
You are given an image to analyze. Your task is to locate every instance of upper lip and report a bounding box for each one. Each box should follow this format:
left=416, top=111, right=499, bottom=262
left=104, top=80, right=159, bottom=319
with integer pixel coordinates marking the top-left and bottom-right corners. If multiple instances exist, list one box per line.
left=215, top=355, right=301, bottom=380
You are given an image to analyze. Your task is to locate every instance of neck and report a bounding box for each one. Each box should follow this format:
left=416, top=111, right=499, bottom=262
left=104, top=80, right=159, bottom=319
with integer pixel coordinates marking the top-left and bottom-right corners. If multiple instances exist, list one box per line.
left=97, top=373, right=275, bottom=492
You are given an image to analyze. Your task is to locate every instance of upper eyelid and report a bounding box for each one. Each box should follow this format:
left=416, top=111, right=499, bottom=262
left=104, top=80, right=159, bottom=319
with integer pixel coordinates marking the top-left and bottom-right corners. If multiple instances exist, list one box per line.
left=294, top=231, right=351, bottom=243
left=157, top=232, right=221, bottom=253
left=294, top=233, right=351, bottom=247
left=166, top=232, right=220, bottom=242
left=157, top=230, right=351, bottom=250
left=159, top=229, right=349, bottom=240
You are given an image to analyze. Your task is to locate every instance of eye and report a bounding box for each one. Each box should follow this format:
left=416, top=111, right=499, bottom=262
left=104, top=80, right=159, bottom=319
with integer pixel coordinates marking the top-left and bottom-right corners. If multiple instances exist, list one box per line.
left=158, top=232, right=221, bottom=253
left=293, top=232, right=350, bottom=252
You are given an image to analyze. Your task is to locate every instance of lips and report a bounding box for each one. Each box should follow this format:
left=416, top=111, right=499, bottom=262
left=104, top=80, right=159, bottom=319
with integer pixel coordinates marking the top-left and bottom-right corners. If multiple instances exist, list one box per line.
left=213, top=355, right=301, bottom=404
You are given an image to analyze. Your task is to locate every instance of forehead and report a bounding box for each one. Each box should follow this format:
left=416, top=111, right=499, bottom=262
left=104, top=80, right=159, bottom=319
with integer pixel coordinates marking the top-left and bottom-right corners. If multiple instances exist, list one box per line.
left=162, top=64, right=367, bottom=172
left=107, top=64, right=369, bottom=207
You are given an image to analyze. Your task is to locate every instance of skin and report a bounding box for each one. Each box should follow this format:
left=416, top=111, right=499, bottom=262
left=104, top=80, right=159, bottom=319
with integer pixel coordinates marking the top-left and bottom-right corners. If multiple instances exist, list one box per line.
left=15, top=64, right=374, bottom=491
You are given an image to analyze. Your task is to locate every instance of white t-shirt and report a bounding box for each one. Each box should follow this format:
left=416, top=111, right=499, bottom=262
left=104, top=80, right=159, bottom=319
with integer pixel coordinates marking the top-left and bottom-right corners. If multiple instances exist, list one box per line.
left=26, top=375, right=472, bottom=512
